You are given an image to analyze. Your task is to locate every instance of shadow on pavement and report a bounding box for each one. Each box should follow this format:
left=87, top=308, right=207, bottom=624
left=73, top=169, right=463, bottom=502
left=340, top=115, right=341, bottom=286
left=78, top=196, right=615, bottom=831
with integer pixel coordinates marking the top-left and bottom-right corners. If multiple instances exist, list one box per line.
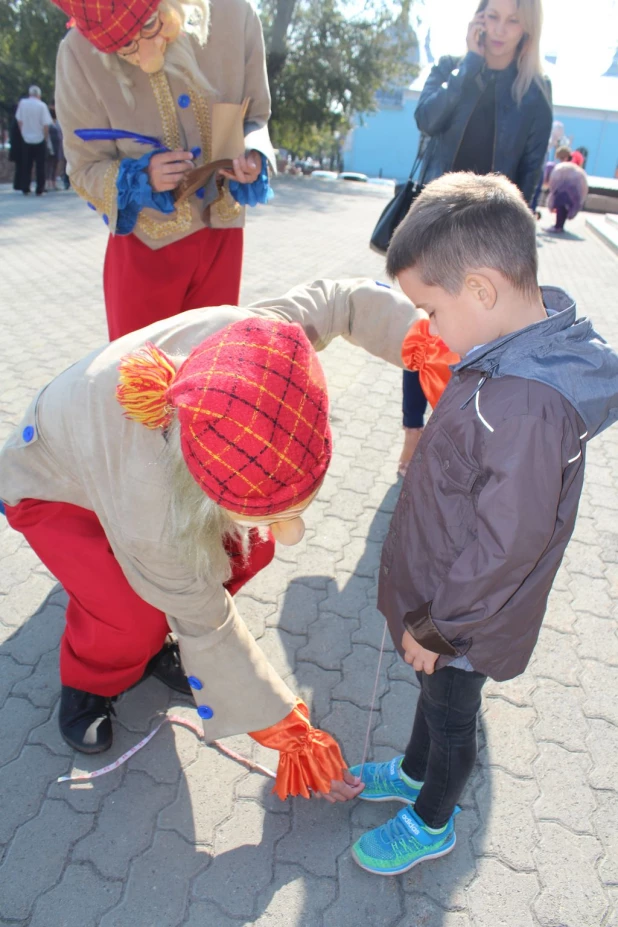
left=0, top=483, right=490, bottom=925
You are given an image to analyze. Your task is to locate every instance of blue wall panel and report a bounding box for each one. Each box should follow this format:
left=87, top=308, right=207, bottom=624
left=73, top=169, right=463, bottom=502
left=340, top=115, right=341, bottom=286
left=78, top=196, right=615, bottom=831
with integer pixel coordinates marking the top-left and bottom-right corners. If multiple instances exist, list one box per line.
left=346, top=98, right=617, bottom=181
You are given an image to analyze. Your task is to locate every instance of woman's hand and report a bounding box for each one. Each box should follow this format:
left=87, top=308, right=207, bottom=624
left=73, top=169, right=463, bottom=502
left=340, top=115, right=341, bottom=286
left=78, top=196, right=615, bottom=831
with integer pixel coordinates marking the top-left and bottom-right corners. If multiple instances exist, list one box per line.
left=466, top=12, right=486, bottom=57
left=147, top=150, right=194, bottom=192
left=218, top=150, right=262, bottom=185
left=313, top=768, right=365, bottom=803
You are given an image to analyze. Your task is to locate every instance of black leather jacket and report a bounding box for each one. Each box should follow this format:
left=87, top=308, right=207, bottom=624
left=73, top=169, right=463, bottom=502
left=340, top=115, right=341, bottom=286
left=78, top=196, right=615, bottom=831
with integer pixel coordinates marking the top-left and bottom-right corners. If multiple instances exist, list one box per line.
left=416, top=51, right=552, bottom=204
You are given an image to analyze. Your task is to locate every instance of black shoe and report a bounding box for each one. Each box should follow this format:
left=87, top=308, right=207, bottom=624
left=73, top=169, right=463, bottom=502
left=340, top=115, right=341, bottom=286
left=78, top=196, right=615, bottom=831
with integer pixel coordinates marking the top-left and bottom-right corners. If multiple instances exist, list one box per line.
left=145, top=640, right=192, bottom=696
left=59, top=685, right=116, bottom=754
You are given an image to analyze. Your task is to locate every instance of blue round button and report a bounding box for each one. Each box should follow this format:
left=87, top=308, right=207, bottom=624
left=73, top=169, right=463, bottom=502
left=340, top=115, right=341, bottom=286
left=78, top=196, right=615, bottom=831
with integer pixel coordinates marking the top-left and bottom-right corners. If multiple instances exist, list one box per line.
left=87, top=202, right=96, bottom=211
left=197, top=705, right=214, bottom=720
left=187, top=675, right=203, bottom=691
left=178, top=94, right=190, bottom=109
left=191, top=146, right=201, bottom=158
left=22, top=426, right=34, bottom=443
left=195, top=188, right=205, bottom=200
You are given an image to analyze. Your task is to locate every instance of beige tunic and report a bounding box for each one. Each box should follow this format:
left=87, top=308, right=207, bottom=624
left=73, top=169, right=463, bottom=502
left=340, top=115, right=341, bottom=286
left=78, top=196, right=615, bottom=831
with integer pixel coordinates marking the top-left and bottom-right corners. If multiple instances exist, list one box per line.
left=55, top=0, right=275, bottom=249
left=0, top=280, right=421, bottom=740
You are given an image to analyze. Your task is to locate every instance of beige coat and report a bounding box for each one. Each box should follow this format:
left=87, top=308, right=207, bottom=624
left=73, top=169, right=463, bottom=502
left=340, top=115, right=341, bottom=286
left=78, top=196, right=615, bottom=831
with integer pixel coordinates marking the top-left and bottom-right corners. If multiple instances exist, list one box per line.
left=0, top=280, right=420, bottom=740
left=55, top=0, right=275, bottom=249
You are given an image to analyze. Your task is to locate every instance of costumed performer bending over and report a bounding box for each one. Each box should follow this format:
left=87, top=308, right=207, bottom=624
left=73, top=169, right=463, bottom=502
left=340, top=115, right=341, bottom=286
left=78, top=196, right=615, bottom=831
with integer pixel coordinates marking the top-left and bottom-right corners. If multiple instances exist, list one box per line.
left=53, top=0, right=275, bottom=340
left=0, top=279, right=421, bottom=800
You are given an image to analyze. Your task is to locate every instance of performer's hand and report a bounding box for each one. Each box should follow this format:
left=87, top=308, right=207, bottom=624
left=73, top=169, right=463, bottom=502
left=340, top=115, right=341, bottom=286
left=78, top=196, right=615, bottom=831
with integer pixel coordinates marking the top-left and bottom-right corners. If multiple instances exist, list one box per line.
left=219, top=150, right=262, bottom=185
left=148, top=150, right=194, bottom=192
left=402, top=630, right=439, bottom=674
left=313, top=768, right=365, bottom=803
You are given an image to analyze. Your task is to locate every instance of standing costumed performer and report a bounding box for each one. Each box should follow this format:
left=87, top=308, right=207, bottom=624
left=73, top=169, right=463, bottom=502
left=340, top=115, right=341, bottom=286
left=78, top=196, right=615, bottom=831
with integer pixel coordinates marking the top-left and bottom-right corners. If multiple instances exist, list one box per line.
left=52, top=0, right=275, bottom=340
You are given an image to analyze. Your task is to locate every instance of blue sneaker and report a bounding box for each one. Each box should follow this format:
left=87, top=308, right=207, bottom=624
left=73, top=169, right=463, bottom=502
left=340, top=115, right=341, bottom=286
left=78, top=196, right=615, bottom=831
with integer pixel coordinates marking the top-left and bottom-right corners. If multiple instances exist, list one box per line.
left=352, top=806, right=458, bottom=876
left=348, top=756, right=422, bottom=804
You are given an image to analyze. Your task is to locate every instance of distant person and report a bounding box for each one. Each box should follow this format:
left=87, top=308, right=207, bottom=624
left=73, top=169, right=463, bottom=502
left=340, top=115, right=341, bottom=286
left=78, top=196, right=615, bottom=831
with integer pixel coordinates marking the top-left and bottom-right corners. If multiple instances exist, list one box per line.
left=569, top=150, right=585, bottom=168
left=349, top=172, right=618, bottom=876
left=8, top=103, right=25, bottom=192
left=46, top=106, right=64, bottom=191
left=397, top=0, right=552, bottom=477
left=16, top=86, right=52, bottom=196
left=545, top=146, right=589, bottom=234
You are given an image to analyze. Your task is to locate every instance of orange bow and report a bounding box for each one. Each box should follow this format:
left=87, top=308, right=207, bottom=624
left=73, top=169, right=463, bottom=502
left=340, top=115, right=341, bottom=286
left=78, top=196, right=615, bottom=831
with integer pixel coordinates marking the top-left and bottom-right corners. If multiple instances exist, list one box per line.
left=401, top=318, right=460, bottom=408
left=250, top=700, right=346, bottom=800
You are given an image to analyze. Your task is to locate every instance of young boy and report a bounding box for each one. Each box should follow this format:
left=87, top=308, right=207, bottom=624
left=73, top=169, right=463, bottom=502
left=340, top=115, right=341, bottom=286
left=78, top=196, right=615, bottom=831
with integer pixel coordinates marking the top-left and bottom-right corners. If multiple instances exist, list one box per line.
left=348, top=173, right=618, bottom=875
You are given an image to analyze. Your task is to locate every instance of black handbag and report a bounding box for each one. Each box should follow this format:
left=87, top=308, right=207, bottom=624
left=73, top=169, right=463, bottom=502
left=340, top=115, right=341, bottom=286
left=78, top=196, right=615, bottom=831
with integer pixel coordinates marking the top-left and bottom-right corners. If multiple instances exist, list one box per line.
left=369, top=137, right=429, bottom=256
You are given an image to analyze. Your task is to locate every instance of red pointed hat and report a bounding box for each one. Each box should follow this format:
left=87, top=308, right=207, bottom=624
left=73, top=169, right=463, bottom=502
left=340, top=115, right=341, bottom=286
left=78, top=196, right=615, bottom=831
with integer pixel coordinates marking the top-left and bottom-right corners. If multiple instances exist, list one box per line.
left=51, top=0, right=163, bottom=53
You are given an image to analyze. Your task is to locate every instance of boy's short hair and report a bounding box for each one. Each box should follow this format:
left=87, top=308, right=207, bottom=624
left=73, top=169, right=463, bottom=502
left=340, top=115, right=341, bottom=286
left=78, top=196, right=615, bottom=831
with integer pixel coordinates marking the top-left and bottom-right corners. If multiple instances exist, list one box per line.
left=555, top=146, right=572, bottom=161
left=386, top=173, right=538, bottom=297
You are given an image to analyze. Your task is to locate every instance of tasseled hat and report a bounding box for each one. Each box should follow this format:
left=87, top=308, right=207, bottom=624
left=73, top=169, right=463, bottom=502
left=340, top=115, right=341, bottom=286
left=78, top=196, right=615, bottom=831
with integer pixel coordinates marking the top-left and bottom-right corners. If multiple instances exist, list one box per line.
left=51, top=0, right=163, bottom=53
left=116, top=319, right=332, bottom=517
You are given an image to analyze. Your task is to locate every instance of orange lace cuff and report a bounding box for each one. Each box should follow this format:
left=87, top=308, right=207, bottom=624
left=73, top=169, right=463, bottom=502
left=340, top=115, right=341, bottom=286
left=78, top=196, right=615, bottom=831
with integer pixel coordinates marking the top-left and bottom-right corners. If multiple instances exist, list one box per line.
left=401, top=318, right=460, bottom=408
left=249, top=700, right=346, bottom=800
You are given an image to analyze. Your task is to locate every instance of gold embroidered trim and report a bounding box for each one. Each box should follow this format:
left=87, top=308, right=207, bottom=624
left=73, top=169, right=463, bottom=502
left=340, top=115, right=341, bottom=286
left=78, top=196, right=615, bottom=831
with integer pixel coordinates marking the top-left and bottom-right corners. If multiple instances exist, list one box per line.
left=189, top=88, right=212, bottom=164
left=149, top=70, right=181, bottom=150
left=137, top=199, right=192, bottom=239
left=138, top=71, right=192, bottom=239
left=72, top=161, right=119, bottom=226
left=189, top=87, right=241, bottom=224
left=214, top=186, right=242, bottom=223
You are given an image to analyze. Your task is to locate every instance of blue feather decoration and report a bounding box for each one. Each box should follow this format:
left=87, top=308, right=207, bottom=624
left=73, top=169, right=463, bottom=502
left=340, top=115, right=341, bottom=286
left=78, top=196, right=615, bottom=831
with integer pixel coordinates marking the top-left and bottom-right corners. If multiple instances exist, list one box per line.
left=75, top=128, right=164, bottom=148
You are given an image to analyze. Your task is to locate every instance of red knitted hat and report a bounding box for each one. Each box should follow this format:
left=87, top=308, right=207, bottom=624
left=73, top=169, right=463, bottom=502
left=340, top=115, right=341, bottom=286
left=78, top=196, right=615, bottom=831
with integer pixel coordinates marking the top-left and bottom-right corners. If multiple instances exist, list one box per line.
left=116, top=319, right=332, bottom=516
left=51, top=0, right=162, bottom=53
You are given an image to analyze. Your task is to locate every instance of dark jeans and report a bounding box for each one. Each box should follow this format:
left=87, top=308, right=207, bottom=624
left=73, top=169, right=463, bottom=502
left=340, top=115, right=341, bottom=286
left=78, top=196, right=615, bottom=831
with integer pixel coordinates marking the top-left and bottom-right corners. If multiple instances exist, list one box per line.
left=21, top=141, right=46, bottom=195
left=402, top=666, right=487, bottom=829
left=402, top=369, right=428, bottom=428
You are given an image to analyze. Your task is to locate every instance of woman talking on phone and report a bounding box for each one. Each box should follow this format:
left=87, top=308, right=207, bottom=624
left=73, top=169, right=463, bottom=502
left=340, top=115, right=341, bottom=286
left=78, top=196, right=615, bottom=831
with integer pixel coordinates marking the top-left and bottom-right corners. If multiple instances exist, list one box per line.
left=398, top=0, right=552, bottom=477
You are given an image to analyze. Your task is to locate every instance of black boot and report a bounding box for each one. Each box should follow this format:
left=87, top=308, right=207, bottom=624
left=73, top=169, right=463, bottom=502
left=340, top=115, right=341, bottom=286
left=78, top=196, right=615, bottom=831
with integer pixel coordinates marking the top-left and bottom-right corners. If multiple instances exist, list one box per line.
left=144, top=639, right=192, bottom=696
left=59, top=686, right=116, bottom=754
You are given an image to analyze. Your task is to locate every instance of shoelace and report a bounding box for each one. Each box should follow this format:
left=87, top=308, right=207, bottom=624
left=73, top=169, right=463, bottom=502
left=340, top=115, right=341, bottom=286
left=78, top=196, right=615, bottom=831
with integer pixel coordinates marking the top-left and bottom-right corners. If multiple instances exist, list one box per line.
left=381, top=813, right=420, bottom=849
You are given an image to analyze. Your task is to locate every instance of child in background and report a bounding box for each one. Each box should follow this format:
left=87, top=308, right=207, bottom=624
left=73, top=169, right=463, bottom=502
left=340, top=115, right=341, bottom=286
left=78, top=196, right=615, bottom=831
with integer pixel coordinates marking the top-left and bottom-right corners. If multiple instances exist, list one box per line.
left=544, top=146, right=589, bottom=233
left=348, top=172, right=618, bottom=876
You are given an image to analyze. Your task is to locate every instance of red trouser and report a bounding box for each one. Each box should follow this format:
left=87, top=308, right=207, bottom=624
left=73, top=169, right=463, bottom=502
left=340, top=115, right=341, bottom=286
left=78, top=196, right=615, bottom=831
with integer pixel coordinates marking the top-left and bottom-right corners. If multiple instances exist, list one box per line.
left=103, top=227, right=244, bottom=341
left=5, top=499, right=274, bottom=696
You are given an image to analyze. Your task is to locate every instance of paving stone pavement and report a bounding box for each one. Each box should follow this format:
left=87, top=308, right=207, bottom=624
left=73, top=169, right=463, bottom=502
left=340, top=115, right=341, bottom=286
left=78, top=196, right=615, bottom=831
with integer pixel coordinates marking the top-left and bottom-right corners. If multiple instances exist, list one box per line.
left=0, top=177, right=616, bottom=927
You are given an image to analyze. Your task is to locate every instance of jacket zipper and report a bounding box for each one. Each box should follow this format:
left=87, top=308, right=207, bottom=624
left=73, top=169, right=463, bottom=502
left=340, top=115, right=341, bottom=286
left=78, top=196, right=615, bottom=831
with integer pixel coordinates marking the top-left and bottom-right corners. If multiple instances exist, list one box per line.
left=459, top=368, right=497, bottom=410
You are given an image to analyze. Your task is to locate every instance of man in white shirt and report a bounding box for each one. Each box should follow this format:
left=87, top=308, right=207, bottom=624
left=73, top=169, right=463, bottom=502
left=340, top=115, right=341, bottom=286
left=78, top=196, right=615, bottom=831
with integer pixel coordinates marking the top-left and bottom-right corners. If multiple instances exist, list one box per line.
left=16, top=86, right=52, bottom=195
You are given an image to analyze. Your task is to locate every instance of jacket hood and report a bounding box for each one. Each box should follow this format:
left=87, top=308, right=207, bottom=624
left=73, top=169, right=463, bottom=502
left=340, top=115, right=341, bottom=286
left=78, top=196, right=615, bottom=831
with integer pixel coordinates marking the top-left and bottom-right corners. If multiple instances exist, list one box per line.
left=454, top=286, right=618, bottom=439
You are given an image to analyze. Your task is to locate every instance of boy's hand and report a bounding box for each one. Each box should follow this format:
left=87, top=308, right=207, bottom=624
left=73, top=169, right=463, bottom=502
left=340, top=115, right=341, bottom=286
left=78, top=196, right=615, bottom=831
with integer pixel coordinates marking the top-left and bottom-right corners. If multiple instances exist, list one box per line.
left=313, top=768, right=365, bottom=803
left=402, top=630, right=439, bottom=674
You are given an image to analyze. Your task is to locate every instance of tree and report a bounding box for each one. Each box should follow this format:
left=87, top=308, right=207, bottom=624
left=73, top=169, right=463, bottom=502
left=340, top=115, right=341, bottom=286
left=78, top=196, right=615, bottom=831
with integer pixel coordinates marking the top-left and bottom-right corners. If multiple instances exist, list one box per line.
left=0, top=0, right=66, bottom=114
left=258, top=0, right=418, bottom=154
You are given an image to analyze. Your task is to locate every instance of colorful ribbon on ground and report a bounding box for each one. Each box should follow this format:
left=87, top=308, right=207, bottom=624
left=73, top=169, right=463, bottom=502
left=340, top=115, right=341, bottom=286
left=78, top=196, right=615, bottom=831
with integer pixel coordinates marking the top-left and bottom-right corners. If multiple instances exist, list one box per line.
left=57, top=714, right=276, bottom=783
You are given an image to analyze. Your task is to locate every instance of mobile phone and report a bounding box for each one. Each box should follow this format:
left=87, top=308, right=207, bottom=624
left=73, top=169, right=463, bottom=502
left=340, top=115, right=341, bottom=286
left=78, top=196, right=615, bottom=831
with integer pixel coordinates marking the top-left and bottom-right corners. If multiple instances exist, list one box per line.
left=479, top=28, right=486, bottom=46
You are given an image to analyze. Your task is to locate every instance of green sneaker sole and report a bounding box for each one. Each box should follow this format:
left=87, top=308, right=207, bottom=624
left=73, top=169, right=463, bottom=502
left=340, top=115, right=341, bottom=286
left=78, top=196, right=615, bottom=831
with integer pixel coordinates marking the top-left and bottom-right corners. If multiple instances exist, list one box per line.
left=351, top=834, right=456, bottom=876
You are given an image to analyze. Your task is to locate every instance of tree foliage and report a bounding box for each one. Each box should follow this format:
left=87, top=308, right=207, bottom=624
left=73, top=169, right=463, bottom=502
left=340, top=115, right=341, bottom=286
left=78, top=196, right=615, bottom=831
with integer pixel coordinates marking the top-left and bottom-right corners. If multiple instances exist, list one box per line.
left=0, top=0, right=67, bottom=116
left=258, top=0, right=418, bottom=153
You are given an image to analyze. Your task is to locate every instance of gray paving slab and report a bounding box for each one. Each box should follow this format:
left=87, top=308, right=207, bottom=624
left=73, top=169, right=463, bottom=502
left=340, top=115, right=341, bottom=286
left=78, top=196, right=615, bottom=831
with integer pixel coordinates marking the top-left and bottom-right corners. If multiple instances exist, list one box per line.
left=0, top=178, right=616, bottom=925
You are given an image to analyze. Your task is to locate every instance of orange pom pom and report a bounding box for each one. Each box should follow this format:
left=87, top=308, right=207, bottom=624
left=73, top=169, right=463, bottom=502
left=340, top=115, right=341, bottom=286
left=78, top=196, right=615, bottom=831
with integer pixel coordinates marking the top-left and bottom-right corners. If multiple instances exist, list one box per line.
left=250, top=699, right=346, bottom=800
left=401, top=319, right=460, bottom=409
left=116, top=342, right=177, bottom=429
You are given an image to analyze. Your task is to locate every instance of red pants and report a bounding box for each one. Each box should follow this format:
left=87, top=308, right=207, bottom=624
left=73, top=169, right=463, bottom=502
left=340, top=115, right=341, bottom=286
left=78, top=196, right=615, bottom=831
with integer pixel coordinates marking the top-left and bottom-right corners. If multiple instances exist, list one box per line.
left=104, top=227, right=244, bottom=341
left=5, top=499, right=274, bottom=696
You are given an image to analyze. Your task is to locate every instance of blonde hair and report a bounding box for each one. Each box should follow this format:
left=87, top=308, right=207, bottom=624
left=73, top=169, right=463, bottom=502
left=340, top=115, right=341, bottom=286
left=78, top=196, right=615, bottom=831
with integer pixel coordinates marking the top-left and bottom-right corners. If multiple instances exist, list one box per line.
left=476, top=0, right=546, bottom=106
left=165, top=417, right=252, bottom=584
left=97, top=0, right=213, bottom=108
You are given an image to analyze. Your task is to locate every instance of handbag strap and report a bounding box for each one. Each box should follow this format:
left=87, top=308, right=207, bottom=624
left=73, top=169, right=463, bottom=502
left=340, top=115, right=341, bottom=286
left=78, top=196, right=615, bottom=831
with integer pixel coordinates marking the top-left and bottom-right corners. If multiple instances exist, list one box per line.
left=407, top=134, right=429, bottom=183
